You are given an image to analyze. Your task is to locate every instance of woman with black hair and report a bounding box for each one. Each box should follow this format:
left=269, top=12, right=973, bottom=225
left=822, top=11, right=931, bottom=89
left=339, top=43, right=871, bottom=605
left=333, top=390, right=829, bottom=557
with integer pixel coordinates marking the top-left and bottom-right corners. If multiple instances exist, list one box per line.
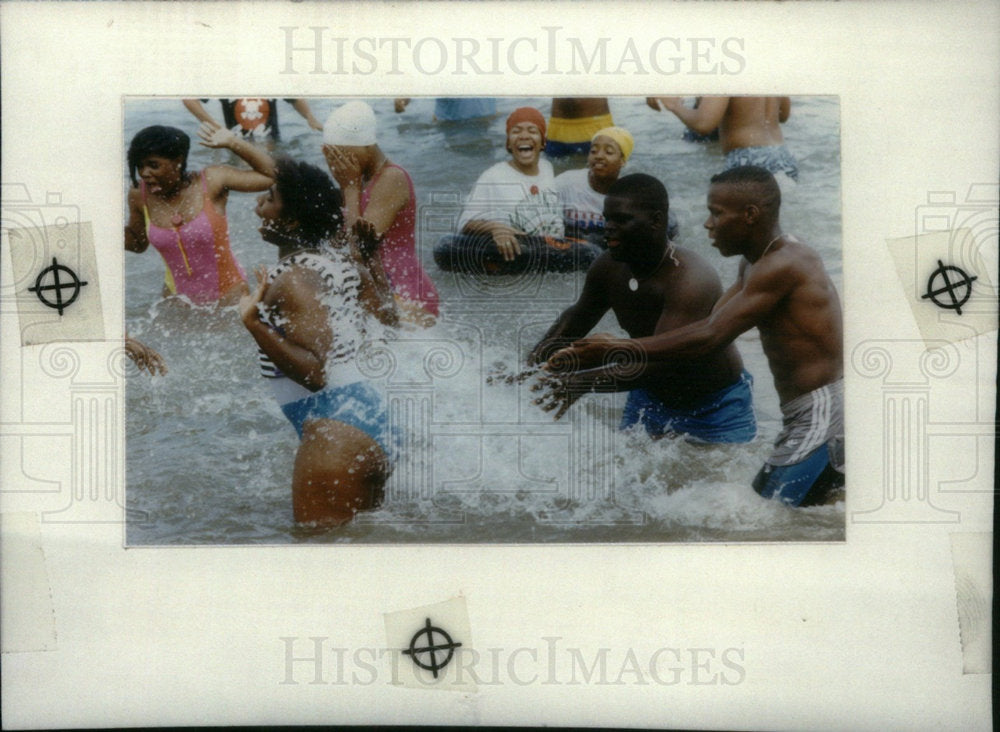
left=124, top=122, right=275, bottom=305
left=240, top=156, right=398, bottom=527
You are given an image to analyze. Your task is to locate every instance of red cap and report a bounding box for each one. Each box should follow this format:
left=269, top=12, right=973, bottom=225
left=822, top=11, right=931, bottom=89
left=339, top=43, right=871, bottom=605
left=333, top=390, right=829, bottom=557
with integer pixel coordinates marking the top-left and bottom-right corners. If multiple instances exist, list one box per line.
left=506, top=107, right=546, bottom=141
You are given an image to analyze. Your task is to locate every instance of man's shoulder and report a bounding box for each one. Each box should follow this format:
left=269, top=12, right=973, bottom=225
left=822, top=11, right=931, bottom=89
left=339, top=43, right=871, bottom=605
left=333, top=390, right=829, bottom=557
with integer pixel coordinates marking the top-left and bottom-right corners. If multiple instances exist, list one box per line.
left=671, top=246, right=721, bottom=284
left=585, top=251, right=625, bottom=283
left=778, top=236, right=827, bottom=275
left=745, top=236, right=823, bottom=290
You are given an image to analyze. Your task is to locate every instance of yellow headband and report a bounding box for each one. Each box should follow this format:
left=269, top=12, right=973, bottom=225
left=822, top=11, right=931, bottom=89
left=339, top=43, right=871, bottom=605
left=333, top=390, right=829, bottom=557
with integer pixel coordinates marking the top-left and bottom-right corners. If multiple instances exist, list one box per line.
left=591, top=126, right=634, bottom=162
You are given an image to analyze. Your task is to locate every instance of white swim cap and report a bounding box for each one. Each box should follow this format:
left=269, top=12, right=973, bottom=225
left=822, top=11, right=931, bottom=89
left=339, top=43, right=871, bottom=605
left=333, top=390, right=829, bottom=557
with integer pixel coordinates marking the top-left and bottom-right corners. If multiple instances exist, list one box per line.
left=323, top=101, right=377, bottom=146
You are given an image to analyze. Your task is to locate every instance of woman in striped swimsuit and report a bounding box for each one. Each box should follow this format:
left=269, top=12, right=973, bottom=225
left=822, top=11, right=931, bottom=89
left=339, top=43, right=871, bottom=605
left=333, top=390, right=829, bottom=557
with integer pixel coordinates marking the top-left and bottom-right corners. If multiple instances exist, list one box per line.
left=240, top=156, right=398, bottom=527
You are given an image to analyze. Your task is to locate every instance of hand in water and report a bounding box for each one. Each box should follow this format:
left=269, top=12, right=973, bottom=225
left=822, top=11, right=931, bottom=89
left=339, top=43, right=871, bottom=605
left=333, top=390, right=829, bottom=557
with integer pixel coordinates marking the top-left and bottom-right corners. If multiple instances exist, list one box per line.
left=323, top=145, right=362, bottom=190
left=531, top=371, right=584, bottom=421
left=485, top=362, right=539, bottom=386
left=197, top=120, right=239, bottom=149
left=239, top=265, right=271, bottom=329
left=125, top=336, right=168, bottom=376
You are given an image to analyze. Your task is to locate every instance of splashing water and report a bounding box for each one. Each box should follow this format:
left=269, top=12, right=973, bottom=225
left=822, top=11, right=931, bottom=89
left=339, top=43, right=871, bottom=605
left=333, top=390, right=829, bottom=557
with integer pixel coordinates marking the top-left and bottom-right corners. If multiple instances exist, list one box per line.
left=125, top=96, right=844, bottom=544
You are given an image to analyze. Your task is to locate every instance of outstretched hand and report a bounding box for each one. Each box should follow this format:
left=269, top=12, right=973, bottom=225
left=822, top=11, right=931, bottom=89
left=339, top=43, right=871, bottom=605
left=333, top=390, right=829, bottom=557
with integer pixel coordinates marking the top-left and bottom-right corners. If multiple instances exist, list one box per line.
left=197, top=120, right=239, bottom=149
left=125, top=336, right=168, bottom=376
left=485, top=362, right=539, bottom=387
left=239, top=264, right=271, bottom=329
left=546, top=332, right=627, bottom=372
left=531, top=370, right=585, bottom=421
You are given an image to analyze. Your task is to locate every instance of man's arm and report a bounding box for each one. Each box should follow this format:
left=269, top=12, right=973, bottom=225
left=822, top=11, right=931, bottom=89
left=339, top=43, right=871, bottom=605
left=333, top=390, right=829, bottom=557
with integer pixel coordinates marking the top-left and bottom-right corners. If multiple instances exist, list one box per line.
left=182, top=99, right=219, bottom=127
left=648, top=96, right=730, bottom=135
left=710, top=264, right=746, bottom=315
left=528, top=259, right=613, bottom=365
left=778, top=97, right=791, bottom=123
left=555, top=255, right=793, bottom=369
left=289, top=99, right=323, bottom=131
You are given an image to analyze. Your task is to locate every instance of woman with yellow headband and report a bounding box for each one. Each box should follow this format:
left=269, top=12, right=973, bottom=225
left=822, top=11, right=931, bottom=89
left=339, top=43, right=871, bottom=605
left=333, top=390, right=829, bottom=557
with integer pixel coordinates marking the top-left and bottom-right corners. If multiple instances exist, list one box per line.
left=555, top=126, right=678, bottom=244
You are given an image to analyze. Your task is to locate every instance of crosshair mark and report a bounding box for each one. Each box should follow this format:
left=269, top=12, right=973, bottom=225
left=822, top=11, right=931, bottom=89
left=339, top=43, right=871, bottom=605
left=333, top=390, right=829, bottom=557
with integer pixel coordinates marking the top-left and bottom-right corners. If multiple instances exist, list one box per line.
left=921, top=260, right=977, bottom=316
left=28, top=257, right=88, bottom=316
left=402, top=617, right=462, bottom=679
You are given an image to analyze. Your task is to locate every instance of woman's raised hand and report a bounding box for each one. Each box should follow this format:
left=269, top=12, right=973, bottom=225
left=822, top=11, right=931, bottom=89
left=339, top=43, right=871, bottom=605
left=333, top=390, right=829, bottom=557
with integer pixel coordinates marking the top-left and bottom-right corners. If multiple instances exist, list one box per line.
left=197, top=120, right=239, bottom=149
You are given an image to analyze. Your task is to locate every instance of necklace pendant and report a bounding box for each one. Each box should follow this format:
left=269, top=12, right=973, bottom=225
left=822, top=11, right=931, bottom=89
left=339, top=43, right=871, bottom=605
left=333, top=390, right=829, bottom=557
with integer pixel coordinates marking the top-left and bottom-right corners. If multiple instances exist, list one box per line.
left=628, top=278, right=639, bottom=292
left=171, top=213, right=184, bottom=228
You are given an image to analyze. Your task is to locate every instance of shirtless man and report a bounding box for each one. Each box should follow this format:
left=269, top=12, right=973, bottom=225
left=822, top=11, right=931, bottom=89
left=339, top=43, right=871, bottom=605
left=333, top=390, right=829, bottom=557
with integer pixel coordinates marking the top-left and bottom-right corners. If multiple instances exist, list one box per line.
left=647, top=96, right=797, bottom=182
left=530, top=173, right=756, bottom=444
left=551, top=166, right=844, bottom=506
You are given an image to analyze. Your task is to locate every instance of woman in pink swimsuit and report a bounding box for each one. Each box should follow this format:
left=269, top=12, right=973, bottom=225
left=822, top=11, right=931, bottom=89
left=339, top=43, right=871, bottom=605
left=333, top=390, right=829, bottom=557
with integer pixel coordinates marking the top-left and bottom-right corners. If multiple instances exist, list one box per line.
left=322, top=101, right=440, bottom=326
left=124, top=122, right=275, bottom=306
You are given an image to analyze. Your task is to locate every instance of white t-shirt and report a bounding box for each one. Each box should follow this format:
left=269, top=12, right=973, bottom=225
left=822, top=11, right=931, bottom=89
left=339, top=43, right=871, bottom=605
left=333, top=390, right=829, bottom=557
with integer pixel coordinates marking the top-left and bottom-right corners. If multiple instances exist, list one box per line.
left=554, top=168, right=605, bottom=237
left=457, top=160, right=564, bottom=238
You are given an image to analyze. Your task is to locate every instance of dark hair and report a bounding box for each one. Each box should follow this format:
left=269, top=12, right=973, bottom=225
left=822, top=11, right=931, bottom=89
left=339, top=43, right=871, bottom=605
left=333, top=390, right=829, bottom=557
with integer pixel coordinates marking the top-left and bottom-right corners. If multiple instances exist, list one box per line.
left=127, top=126, right=190, bottom=186
left=273, top=156, right=344, bottom=245
left=607, top=173, right=670, bottom=216
left=709, top=165, right=781, bottom=214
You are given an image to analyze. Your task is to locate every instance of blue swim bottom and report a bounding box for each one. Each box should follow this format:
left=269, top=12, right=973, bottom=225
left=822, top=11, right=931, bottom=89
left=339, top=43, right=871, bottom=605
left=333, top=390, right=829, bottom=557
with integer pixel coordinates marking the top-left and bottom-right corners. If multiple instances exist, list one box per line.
left=280, top=381, right=392, bottom=456
left=620, top=371, right=757, bottom=444
left=724, top=144, right=799, bottom=182
left=752, top=443, right=844, bottom=507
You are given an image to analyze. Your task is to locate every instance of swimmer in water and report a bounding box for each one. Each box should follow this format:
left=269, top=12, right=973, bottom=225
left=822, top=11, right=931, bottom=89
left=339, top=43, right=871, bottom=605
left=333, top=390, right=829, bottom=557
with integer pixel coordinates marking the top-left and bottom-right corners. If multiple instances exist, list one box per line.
left=551, top=166, right=844, bottom=506
left=240, top=156, right=399, bottom=527
left=555, top=126, right=679, bottom=243
left=322, top=100, right=440, bottom=327
left=646, top=96, right=797, bottom=183
left=530, top=173, right=755, bottom=445
left=124, top=123, right=276, bottom=306
left=455, top=106, right=564, bottom=263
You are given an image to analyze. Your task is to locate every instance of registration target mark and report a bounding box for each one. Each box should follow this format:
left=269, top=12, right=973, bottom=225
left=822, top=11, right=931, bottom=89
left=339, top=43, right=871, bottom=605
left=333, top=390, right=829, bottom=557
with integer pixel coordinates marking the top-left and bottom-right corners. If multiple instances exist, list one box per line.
left=402, top=617, right=463, bottom=678
left=28, top=257, right=88, bottom=316
left=921, top=259, right=977, bottom=316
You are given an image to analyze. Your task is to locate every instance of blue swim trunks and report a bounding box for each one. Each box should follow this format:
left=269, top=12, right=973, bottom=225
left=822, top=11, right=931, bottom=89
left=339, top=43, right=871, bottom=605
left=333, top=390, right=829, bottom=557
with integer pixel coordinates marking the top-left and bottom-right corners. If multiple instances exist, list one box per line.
left=752, top=443, right=844, bottom=507
left=280, top=381, right=394, bottom=456
left=724, top=144, right=799, bottom=182
left=752, top=379, right=845, bottom=507
left=620, top=371, right=757, bottom=443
